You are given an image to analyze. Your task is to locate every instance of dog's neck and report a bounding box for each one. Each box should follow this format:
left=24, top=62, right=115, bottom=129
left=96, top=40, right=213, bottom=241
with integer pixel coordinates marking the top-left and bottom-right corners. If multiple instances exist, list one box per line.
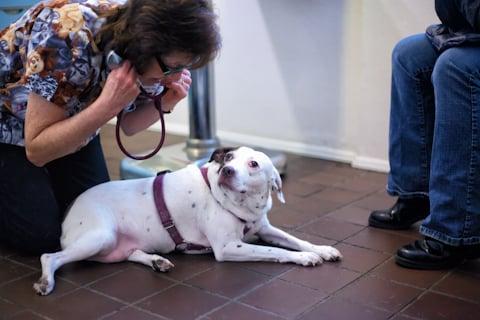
left=222, top=187, right=271, bottom=222
left=216, top=190, right=271, bottom=223
left=202, top=165, right=272, bottom=222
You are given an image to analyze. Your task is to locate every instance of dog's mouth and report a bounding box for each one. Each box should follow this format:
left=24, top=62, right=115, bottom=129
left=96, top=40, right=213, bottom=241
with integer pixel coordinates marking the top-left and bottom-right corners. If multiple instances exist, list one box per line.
left=218, top=179, right=247, bottom=194
left=216, top=165, right=265, bottom=196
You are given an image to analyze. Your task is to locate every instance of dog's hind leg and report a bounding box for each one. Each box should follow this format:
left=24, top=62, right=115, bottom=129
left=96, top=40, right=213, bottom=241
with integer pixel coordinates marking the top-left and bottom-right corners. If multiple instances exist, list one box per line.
left=127, top=249, right=174, bottom=272
left=33, top=231, right=115, bottom=296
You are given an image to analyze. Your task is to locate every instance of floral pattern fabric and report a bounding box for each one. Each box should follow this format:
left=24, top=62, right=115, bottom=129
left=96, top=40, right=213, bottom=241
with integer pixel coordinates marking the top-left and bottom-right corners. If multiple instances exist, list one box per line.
left=0, top=0, right=124, bottom=146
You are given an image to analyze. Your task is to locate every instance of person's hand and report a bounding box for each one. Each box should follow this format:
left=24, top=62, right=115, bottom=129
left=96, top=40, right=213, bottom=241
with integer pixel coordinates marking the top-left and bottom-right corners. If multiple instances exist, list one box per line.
left=97, top=61, right=141, bottom=119
left=161, top=69, right=192, bottom=112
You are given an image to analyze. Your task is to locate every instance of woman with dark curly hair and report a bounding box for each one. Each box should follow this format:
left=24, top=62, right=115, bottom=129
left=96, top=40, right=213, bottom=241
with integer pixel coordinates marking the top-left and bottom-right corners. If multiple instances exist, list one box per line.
left=0, top=0, right=221, bottom=254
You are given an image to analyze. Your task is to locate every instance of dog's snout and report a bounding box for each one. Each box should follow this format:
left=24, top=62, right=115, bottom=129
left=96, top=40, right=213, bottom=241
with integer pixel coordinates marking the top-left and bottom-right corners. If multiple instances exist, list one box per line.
left=222, top=166, right=235, bottom=177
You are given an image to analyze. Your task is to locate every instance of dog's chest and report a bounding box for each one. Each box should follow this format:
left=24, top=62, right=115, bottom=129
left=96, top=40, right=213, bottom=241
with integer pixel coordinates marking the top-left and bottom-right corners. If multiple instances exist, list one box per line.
left=159, top=169, right=213, bottom=246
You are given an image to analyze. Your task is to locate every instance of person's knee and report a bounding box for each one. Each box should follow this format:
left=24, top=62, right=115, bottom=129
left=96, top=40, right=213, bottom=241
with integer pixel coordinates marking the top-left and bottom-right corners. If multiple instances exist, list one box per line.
left=392, top=34, right=436, bottom=76
left=22, top=235, right=60, bottom=255
left=5, top=223, right=61, bottom=254
left=432, top=48, right=480, bottom=86
left=392, top=36, right=421, bottom=67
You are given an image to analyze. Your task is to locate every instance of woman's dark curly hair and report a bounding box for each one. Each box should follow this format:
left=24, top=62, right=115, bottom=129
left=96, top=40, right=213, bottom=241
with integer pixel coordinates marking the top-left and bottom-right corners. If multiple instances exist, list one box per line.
left=95, top=0, right=221, bottom=74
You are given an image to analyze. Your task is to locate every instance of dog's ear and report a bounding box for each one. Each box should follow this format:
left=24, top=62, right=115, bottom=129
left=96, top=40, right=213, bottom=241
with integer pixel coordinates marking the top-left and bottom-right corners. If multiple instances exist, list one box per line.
left=209, top=147, right=237, bottom=163
left=271, top=167, right=285, bottom=203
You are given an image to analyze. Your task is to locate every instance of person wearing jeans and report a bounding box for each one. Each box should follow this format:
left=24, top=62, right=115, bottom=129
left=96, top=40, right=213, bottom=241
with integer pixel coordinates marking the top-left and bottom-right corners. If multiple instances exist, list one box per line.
left=369, top=0, right=480, bottom=269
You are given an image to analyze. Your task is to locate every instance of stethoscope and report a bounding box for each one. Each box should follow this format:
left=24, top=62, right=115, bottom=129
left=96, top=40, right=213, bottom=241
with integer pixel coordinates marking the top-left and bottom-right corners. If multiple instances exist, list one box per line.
left=106, top=50, right=167, bottom=160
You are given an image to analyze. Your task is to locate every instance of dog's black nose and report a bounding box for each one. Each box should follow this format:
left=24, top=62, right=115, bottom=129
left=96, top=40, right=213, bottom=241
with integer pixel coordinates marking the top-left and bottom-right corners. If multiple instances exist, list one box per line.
left=222, top=166, right=235, bottom=177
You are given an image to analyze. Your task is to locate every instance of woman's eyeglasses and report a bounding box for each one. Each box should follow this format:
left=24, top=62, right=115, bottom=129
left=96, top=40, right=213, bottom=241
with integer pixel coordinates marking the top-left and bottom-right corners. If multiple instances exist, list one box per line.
left=157, top=56, right=200, bottom=77
left=157, top=58, right=188, bottom=77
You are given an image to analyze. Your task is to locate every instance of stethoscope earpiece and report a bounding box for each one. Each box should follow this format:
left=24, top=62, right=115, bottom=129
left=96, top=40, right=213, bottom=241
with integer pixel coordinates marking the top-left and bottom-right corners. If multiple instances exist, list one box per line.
left=106, top=50, right=123, bottom=70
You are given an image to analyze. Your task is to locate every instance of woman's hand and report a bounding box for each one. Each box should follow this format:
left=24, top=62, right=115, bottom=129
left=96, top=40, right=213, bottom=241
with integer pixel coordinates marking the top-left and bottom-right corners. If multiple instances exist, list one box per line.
left=161, top=69, right=192, bottom=112
left=96, top=61, right=141, bottom=119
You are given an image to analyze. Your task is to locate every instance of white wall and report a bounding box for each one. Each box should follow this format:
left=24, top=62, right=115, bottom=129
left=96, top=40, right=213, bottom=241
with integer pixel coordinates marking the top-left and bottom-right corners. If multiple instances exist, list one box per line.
left=160, top=0, right=438, bottom=172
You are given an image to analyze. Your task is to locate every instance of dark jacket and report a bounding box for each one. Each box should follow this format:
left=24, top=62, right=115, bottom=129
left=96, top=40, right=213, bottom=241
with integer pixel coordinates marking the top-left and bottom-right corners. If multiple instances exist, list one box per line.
left=426, top=0, right=480, bottom=51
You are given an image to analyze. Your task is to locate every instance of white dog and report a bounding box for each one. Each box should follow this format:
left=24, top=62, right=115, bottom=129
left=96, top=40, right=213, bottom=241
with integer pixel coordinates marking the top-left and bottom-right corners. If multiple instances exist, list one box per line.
left=34, top=147, right=342, bottom=295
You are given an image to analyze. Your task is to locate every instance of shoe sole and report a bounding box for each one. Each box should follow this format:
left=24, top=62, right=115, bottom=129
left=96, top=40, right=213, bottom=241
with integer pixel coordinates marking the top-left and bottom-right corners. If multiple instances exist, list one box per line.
left=368, top=216, right=414, bottom=230
left=395, top=255, right=461, bottom=270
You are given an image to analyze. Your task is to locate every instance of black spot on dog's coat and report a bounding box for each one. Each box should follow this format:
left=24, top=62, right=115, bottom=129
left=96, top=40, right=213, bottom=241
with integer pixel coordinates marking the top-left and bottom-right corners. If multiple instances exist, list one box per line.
left=237, top=244, right=242, bottom=248
left=209, top=147, right=240, bottom=173
left=208, top=147, right=238, bottom=164
left=192, top=203, right=196, bottom=208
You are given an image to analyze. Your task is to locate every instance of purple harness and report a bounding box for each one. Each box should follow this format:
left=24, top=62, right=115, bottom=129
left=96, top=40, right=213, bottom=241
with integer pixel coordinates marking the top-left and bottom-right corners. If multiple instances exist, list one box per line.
left=153, top=167, right=212, bottom=252
left=153, top=167, right=250, bottom=253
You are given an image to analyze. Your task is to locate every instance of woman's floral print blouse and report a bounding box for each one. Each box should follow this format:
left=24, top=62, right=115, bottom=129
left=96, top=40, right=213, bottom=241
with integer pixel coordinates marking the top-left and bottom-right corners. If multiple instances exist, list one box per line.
left=0, top=0, right=124, bottom=146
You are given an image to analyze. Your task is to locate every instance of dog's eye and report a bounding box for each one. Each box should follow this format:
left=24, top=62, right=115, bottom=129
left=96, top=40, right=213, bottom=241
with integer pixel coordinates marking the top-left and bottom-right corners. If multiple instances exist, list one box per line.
left=249, top=160, right=259, bottom=168
left=224, top=153, right=233, bottom=162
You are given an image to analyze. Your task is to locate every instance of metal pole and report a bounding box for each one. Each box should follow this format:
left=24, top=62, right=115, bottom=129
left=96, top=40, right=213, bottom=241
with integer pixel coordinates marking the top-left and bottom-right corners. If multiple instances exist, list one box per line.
left=186, top=64, right=220, bottom=160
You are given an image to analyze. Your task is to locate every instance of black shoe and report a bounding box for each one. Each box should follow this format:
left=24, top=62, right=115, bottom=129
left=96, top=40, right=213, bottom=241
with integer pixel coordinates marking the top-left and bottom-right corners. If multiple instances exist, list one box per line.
left=368, top=197, right=429, bottom=230
left=395, top=237, right=480, bottom=270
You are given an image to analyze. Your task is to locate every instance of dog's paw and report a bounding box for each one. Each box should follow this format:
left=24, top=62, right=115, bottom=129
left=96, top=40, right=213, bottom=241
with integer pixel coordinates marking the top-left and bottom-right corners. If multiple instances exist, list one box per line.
left=152, top=257, right=174, bottom=272
left=291, top=251, right=323, bottom=266
left=33, top=276, right=54, bottom=296
left=314, top=246, right=342, bottom=262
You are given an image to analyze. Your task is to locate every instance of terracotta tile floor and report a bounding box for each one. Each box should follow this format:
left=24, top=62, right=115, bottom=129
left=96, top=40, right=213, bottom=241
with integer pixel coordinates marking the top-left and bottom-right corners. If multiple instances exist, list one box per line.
left=1, top=124, right=479, bottom=320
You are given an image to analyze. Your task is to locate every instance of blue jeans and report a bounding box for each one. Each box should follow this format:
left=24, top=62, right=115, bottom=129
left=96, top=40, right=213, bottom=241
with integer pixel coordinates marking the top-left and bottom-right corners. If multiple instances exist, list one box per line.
left=387, top=34, right=480, bottom=246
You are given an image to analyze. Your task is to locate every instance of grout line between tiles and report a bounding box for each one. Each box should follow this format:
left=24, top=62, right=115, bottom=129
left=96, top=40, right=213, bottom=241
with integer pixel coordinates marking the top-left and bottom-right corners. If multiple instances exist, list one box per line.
left=288, top=185, right=385, bottom=232
left=427, top=287, right=480, bottom=305
left=97, top=304, right=171, bottom=320
left=387, top=269, right=454, bottom=319
left=56, top=266, right=129, bottom=287
left=194, top=265, right=308, bottom=320
left=295, top=254, right=419, bottom=318
left=294, top=255, right=398, bottom=318
left=3, top=256, right=40, bottom=272
left=12, top=309, right=54, bottom=320
left=0, top=270, right=38, bottom=289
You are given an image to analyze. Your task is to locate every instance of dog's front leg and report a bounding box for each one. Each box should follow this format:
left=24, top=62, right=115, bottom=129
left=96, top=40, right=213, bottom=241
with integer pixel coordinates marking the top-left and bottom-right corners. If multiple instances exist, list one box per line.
left=213, top=240, right=322, bottom=266
left=127, top=249, right=174, bottom=272
left=257, top=223, right=342, bottom=262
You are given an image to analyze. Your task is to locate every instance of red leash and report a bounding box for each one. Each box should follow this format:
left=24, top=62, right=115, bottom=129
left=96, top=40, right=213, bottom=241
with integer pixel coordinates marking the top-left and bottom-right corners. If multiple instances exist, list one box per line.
left=115, top=92, right=166, bottom=160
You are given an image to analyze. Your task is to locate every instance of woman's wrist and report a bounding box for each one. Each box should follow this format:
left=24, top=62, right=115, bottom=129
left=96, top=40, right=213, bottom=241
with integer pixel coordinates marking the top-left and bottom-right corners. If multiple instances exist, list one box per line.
left=90, top=96, right=120, bottom=123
